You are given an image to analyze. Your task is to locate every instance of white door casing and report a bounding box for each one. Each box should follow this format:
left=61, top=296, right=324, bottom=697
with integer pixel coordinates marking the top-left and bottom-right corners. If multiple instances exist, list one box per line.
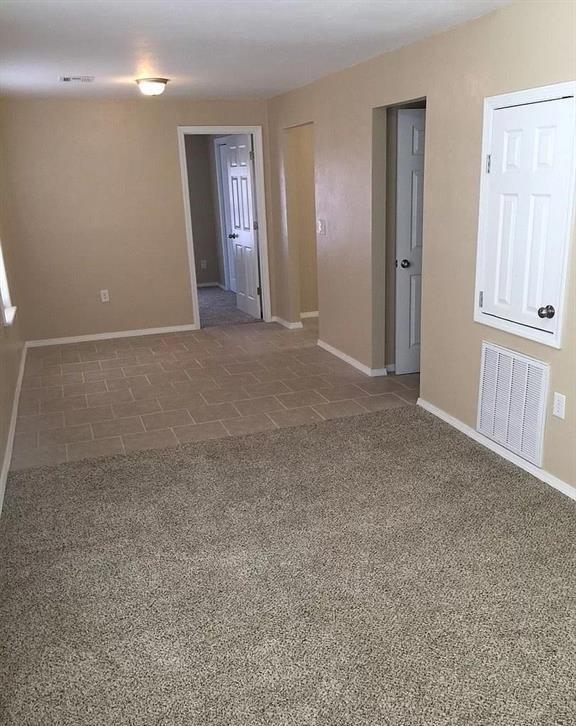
left=225, top=135, right=261, bottom=318
left=395, top=109, right=426, bottom=375
left=475, top=82, right=576, bottom=348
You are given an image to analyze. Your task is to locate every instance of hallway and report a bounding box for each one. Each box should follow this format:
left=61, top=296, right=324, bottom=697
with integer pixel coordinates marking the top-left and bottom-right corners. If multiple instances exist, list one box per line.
left=198, top=286, right=259, bottom=328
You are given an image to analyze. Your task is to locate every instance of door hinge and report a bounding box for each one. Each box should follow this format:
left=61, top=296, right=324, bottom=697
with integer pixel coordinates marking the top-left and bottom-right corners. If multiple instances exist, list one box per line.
left=249, top=150, right=254, bottom=161
left=479, top=291, right=484, bottom=308
left=485, top=154, right=491, bottom=174
left=253, top=220, right=259, bottom=231
left=257, top=286, right=261, bottom=296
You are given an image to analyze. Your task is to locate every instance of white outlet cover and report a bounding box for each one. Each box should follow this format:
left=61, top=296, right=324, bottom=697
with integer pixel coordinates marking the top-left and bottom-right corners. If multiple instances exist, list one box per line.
left=100, top=289, right=110, bottom=303
left=552, top=392, right=566, bottom=419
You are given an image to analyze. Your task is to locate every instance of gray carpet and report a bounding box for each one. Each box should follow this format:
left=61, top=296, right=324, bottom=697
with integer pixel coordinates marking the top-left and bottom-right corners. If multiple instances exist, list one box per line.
left=0, top=407, right=574, bottom=725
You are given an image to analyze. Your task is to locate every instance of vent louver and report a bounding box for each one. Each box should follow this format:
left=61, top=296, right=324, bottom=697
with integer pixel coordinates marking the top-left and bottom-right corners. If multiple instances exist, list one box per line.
left=477, top=342, right=549, bottom=466
left=59, top=76, right=95, bottom=83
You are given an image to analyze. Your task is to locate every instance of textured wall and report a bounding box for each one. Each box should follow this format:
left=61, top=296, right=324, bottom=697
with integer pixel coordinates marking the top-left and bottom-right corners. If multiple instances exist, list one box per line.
left=283, top=123, right=318, bottom=315
left=267, top=1, right=576, bottom=486
left=0, top=98, right=267, bottom=340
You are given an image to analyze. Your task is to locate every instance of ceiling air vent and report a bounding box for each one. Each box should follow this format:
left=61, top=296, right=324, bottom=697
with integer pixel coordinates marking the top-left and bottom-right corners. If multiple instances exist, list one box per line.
left=59, top=76, right=95, bottom=83
left=477, top=342, right=549, bottom=466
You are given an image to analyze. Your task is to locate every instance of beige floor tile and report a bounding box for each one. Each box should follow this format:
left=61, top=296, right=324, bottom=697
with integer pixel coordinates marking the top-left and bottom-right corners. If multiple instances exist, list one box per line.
left=234, top=396, right=284, bottom=416
left=17, top=400, right=40, bottom=416
left=284, top=376, right=330, bottom=392
left=395, top=389, right=419, bottom=404
left=12, top=431, right=39, bottom=454
left=131, top=383, right=175, bottom=401
left=141, top=409, right=193, bottom=431
left=86, top=390, right=134, bottom=407
left=11, top=444, right=67, bottom=470
left=16, top=412, right=65, bottom=434
left=106, top=375, right=149, bottom=391
left=66, top=406, right=113, bottom=426
left=20, top=386, right=63, bottom=403
left=68, top=437, right=124, bottom=462
left=173, top=421, right=229, bottom=444
left=313, top=384, right=364, bottom=402
left=268, top=406, right=323, bottom=428
left=112, top=399, right=161, bottom=418
left=12, top=318, right=420, bottom=470
left=122, top=429, right=178, bottom=453
left=63, top=381, right=107, bottom=397
left=186, top=402, right=241, bottom=424
left=355, top=378, right=405, bottom=395
left=157, top=392, right=204, bottom=411
left=312, top=400, right=367, bottom=420
left=223, top=414, right=277, bottom=436
left=40, top=425, right=93, bottom=446
left=395, top=374, right=420, bottom=390
left=355, top=394, right=409, bottom=411
left=92, top=417, right=145, bottom=439
left=201, top=387, right=250, bottom=404
left=243, top=380, right=292, bottom=398
left=41, top=395, right=87, bottom=413
left=276, top=389, right=329, bottom=409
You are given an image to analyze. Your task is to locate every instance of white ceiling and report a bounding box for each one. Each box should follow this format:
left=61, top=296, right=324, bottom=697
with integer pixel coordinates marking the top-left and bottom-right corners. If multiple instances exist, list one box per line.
left=0, top=0, right=510, bottom=99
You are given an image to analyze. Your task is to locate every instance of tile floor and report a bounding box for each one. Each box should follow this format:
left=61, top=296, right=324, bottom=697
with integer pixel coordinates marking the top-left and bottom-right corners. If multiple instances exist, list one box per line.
left=198, top=286, right=259, bottom=328
left=12, top=319, right=418, bottom=470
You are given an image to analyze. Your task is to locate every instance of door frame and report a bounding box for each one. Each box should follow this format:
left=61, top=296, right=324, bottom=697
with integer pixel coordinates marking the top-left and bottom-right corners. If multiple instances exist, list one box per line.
left=177, top=125, right=272, bottom=326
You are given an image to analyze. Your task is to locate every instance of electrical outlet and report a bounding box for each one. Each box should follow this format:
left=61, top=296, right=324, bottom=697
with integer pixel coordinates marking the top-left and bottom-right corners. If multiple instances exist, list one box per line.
left=200, top=259, right=207, bottom=270
left=552, top=392, right=566, bottom=419
left=100, top=289, right=110, bottom=303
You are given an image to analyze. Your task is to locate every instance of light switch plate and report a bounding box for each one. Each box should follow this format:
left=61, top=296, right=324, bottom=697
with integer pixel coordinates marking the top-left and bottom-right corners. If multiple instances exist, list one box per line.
left=317, top=218, right=327, bottom=235
left=552, top=392, right=566, bottom=419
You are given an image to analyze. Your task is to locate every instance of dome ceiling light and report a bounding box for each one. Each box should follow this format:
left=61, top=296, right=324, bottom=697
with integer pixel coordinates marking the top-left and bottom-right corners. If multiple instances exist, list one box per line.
left=136, top=78, right=170, bottom=96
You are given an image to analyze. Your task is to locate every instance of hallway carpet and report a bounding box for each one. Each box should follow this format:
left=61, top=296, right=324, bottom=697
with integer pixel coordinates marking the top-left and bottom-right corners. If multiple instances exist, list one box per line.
left=0, top=407, right=574, bottom=725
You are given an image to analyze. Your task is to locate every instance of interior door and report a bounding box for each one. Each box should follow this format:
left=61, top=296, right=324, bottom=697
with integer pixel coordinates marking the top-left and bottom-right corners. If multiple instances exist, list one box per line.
left=395, top=109, right=426, bottom=375
left=216, top=141, right=237, bottom=293
left=478, top=97, right=575, bottom=336
left=224, top=135, right=261, bottom=319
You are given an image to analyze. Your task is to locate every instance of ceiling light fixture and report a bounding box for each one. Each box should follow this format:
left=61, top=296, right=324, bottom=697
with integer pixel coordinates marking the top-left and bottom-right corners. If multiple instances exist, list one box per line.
left=136, top=78, right=169, bottom=96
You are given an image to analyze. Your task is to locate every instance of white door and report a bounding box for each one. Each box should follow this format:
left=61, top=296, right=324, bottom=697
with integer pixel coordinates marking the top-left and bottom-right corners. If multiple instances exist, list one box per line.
left=395, top=109, right=425, bottom=375
left=478, top=97, right=575, bottom=338
left=216, top=141, right=237, bottom=293
left=224, top=135, right=261, bottom=319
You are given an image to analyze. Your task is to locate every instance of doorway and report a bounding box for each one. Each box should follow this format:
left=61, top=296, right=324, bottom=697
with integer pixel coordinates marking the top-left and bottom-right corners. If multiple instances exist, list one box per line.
left=177, top=126, right=272, bottom=329
left=385, top=100, right=426, bottom=376
left=282, top=122, right=319, bottom=324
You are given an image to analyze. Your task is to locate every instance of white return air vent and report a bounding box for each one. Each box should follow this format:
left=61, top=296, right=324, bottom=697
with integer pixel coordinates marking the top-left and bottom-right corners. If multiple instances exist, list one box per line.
left=477, top=342, right=549, bottom=466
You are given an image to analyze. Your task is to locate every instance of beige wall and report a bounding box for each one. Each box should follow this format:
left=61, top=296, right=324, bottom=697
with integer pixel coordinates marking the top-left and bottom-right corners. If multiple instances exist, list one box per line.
left=185, top=135, right=222, bottom=286
left=283, top=123, right=318, bottom=315
left=0, top=141, right=25, bottom=496
left=267, top=0, right=576, bottom=487
left=0, top=98, right=267, bottom=340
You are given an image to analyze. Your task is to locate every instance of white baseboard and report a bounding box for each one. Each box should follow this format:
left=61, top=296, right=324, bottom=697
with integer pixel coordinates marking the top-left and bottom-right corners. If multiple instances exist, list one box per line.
left=386, top=364, right=395, bottom=373
left=417, top=398, right=576, bottom=502
left=271, top=316, right=304, bottom=330
left=27, top=323, right=200, bottom=348
left=197, top=282, right=221, bottom=288
left=317, top=339, right=387, bottom=377
left=0, top=344, right=27, bottom=514
left=300, top=311, right=319, bottom=319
